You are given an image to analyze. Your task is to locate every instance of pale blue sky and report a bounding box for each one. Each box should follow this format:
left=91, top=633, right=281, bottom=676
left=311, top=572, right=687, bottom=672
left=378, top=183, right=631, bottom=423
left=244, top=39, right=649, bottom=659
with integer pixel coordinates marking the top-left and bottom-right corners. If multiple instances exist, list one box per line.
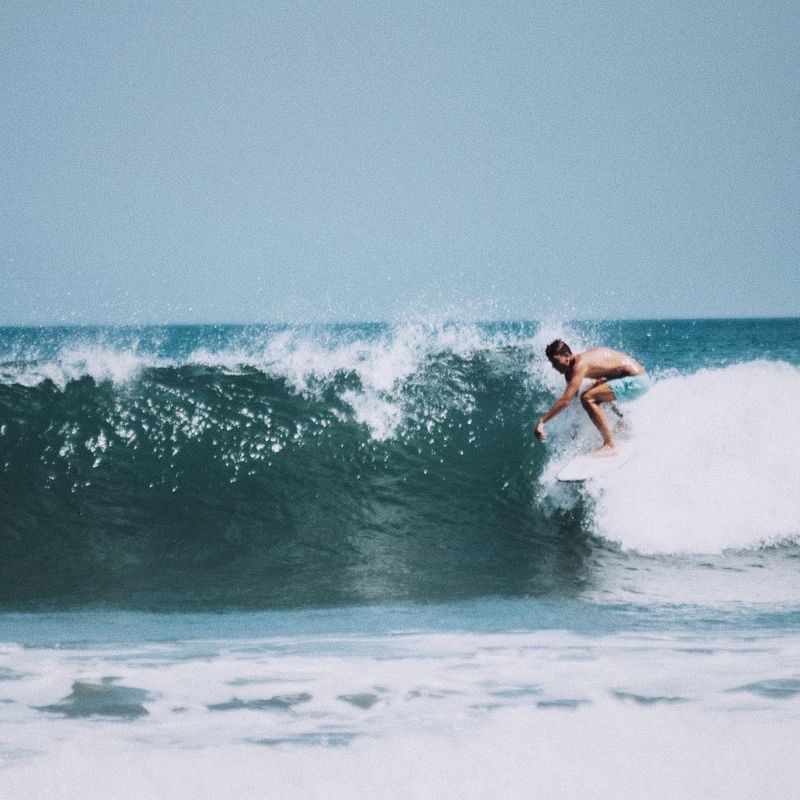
left=2, top=1, right=798, bottom=324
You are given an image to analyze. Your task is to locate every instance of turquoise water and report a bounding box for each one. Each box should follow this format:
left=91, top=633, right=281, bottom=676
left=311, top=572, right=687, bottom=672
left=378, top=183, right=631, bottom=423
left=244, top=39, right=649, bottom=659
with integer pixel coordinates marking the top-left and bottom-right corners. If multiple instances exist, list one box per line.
left=1, top=317, right=798, bottom=609
left=1, top=317, right=799, bottom=797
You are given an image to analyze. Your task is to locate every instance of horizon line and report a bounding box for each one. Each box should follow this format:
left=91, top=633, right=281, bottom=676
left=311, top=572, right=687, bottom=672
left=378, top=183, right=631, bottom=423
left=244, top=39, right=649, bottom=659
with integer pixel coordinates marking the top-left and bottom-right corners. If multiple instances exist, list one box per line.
left=0, top=314, right=798, bottom=329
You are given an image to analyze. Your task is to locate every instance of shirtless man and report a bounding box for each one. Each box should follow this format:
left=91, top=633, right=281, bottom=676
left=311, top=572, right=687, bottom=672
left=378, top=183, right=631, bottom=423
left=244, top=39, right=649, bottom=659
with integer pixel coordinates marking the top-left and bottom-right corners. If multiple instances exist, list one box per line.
left=534, top=339, right=650, bottom=455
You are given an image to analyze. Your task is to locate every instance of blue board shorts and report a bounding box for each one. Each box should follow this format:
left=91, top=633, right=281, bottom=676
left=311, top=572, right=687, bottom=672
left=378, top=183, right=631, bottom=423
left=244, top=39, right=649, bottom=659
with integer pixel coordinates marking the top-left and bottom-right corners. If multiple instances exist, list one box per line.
left=606, top=374, right=651, bottom=403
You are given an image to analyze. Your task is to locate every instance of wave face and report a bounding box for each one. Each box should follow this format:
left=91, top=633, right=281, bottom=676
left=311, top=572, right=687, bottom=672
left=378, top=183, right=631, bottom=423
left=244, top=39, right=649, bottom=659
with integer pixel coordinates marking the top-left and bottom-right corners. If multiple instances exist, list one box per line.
left=1, top=319, right=799, bottom=609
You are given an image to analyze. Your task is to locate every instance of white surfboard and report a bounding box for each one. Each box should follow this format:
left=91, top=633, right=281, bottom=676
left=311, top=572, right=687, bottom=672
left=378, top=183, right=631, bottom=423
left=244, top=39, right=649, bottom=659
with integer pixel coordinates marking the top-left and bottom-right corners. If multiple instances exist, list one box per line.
left=556, top=445, right=634, bottom=483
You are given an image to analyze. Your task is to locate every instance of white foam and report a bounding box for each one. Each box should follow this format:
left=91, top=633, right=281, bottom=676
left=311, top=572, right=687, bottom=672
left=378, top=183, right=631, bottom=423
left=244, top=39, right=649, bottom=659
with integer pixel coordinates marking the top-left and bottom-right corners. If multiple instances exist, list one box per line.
left=3, top=346, right=153, bottom=388
left=583, top=361, right=800, bottom=553
left=2, top=320, right=554, bottom=442
left=2, top=321, right=500, bottom=440
left=227, top=320, right=496, bottom=440
left=3, top=628, right=800, bottom=799
left=3, top=704, right=799, bottom=800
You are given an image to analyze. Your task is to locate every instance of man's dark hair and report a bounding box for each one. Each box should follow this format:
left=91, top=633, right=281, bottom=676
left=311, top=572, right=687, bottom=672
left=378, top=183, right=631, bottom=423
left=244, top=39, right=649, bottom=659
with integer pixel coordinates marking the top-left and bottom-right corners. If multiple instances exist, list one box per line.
left=545, top=339, right=572, bottom=360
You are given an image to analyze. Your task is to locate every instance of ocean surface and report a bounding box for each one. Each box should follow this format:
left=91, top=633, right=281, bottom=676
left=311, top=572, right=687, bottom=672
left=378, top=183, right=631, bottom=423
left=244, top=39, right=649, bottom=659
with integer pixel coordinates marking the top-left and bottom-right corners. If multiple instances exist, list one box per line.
left=1, top=318, right=799, bottom=798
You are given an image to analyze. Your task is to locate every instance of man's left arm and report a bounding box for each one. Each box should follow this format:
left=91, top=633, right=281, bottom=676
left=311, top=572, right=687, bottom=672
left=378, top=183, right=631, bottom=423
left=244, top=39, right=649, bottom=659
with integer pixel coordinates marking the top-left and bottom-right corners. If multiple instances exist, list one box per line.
left=534, top=372, right=585, bottom=441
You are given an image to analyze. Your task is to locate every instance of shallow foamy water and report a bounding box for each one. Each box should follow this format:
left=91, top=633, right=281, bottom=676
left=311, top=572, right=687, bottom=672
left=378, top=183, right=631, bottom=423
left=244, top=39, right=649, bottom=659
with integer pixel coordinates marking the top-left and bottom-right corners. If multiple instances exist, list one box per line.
left=2, top=606, right=800, bottom=799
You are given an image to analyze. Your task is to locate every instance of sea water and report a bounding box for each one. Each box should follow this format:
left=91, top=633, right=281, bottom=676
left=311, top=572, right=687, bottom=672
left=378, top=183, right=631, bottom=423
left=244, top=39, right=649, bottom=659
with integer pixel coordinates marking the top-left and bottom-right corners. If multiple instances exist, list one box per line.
left=1, top=318, right=799, bottom=798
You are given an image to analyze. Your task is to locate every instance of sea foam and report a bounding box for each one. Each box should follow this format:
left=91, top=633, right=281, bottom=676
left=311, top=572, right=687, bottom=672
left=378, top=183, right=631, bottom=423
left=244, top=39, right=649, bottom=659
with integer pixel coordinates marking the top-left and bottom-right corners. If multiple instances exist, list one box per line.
left=3, top=625, right=800, bottom=800
left=583, top=361, right=800, bottom=554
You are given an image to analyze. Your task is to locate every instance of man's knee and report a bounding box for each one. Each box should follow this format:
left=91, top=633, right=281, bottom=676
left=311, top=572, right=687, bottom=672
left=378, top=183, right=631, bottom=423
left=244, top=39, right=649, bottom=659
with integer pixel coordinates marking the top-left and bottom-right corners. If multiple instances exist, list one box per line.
left=581, top=391, right=594, bottom=409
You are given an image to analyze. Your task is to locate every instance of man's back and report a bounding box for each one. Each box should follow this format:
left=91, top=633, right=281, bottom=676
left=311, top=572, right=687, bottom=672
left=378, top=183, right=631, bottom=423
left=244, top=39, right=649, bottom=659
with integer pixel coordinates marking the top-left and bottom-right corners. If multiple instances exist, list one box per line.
left=572, top=348, right=645, bottom=381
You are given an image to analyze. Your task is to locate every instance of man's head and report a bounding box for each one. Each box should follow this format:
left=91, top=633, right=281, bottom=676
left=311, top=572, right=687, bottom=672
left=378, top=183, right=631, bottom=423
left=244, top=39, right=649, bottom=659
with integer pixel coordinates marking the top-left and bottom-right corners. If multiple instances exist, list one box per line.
left=545, top=339, right=573, bottom=373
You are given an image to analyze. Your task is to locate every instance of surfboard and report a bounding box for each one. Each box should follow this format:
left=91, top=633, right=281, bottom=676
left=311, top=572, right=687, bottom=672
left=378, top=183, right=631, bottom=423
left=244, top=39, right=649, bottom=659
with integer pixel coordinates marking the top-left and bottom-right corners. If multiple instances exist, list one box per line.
left=556, top=445, right=634, bottom=483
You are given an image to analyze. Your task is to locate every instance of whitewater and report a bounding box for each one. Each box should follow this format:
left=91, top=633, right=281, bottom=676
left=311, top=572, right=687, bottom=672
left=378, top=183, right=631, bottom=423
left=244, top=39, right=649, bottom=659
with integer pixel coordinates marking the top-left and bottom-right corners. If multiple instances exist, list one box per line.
left=1, top=317, right=800, bottom=798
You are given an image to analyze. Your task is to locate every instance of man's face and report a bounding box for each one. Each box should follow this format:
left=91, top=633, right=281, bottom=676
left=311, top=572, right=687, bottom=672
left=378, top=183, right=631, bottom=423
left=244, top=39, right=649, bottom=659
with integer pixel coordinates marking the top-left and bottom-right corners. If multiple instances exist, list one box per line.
left=548, top=353, right=571, bottom=374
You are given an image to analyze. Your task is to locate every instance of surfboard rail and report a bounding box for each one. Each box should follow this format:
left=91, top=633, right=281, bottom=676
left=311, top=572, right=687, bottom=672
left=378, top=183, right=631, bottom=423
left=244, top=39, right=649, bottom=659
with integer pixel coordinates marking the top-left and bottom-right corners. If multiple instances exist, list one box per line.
left=556, top=445, right=634, bottom=482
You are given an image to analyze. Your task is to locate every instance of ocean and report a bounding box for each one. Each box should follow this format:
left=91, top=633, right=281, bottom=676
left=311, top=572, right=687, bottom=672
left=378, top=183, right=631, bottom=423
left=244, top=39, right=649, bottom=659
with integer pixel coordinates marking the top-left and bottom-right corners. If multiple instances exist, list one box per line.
left=1, top=317, right=799, bottom=798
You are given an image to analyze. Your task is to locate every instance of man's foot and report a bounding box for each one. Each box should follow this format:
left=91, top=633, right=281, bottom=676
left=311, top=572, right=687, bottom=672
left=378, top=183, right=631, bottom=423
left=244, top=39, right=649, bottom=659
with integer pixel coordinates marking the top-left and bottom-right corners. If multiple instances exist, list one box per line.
left=591, top=443, right=619, bottom=457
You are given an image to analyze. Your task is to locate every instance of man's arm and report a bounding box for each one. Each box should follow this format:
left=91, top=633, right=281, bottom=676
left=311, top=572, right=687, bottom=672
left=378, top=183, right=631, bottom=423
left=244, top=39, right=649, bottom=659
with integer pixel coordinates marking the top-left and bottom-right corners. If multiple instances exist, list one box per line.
left=534, top=371, right=585, bottom=441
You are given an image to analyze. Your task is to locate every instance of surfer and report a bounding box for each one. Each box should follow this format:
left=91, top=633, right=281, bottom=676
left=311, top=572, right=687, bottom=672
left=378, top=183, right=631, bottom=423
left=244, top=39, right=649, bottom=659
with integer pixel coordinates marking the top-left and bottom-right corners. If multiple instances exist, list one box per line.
left=534, top=340, right=650, bottom=455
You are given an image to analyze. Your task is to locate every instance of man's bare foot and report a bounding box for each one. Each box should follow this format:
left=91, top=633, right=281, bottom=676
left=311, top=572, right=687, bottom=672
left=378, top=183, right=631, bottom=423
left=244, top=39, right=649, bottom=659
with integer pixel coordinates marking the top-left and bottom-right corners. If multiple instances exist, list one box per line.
left=591, top=444, right=619, bottom=457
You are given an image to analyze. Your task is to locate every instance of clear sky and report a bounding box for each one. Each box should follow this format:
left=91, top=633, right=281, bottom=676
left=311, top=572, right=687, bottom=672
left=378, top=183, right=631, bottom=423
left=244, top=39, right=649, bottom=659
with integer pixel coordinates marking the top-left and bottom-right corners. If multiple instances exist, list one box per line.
left=2, top=1, right=798, bottom=324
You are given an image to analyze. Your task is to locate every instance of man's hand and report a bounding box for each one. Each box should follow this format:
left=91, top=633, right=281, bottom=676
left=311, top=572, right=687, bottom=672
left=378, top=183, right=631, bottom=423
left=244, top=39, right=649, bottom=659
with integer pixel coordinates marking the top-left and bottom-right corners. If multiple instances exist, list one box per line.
left=534, top=419, right=546, bottom=441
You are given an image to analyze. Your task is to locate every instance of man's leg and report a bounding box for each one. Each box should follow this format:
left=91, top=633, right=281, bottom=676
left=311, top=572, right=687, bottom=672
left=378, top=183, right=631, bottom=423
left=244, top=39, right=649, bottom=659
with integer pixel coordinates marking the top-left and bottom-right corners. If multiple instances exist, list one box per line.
left=580, top=383, right=618, bottom=453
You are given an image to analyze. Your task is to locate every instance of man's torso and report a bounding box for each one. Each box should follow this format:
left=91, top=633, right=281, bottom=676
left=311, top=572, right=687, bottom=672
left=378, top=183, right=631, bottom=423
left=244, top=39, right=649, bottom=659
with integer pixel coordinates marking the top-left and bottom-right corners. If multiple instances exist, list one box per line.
left=568, top=348, right=645, bottom=381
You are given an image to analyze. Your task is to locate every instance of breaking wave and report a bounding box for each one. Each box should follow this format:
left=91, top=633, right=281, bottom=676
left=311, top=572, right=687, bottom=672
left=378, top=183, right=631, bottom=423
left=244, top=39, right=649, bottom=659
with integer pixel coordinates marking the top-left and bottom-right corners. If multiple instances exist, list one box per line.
left=1, top=320, right=798, bottom=608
